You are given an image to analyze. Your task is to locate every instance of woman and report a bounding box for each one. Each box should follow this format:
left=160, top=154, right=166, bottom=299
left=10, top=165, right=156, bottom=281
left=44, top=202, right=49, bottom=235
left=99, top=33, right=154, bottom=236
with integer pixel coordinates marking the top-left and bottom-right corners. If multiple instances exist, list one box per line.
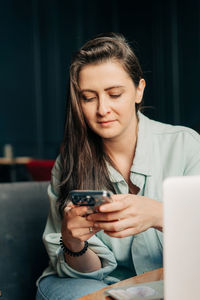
left=36, top=33, right=200, bottom=300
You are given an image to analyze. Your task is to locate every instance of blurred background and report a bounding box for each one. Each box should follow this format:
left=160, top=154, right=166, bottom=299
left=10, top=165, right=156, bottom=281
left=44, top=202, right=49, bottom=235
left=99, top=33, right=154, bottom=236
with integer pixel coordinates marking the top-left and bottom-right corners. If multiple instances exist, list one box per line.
left=0, top=0, right=200, bottom=181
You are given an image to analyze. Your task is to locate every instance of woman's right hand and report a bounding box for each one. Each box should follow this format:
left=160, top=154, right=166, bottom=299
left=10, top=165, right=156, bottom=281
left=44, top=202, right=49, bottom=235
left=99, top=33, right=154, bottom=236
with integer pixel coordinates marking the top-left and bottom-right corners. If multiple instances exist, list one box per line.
left=61, top=204, right=99, bottom=252
left=61, top=204, right=102, bottom=273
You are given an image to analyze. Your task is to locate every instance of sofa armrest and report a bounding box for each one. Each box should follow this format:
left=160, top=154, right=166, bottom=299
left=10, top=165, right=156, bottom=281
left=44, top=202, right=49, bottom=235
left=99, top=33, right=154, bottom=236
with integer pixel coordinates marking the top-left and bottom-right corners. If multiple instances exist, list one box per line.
left=0, top=181, right=50, bottom=300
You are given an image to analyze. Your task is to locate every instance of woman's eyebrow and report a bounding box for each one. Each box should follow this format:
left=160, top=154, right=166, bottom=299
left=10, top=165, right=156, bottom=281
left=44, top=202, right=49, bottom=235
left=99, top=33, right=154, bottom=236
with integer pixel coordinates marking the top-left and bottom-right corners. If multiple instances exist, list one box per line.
left=80, top=86, right=124, bottom=93
left=79, top=89, right=97, bottom=94
left=80, top=89, right=96, bottom=93
left=105, top=85, right=124, bottom=91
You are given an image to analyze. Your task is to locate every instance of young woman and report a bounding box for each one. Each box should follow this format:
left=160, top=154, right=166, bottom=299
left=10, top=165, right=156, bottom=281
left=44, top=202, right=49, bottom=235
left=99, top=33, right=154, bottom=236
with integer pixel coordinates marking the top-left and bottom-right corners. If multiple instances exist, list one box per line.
left=36, top=33, right=200, bottom=300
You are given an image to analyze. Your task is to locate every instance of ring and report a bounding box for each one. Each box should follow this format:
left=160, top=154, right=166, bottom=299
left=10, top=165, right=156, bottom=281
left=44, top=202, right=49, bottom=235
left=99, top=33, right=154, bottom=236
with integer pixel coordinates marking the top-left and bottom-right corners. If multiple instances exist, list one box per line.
left=89, top=227, right=93, bottom=233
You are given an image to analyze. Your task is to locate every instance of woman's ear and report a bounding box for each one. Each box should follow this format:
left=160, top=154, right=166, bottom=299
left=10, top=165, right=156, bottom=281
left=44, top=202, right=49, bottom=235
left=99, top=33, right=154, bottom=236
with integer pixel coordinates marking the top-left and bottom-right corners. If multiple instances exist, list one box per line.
left=135, top=79, right=146, bottom=104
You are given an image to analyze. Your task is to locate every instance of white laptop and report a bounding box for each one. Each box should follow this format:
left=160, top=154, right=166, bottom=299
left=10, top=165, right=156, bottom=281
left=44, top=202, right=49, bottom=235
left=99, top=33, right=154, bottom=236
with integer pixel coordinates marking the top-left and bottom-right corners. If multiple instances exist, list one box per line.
left=163, top=176, right=200, bottom=300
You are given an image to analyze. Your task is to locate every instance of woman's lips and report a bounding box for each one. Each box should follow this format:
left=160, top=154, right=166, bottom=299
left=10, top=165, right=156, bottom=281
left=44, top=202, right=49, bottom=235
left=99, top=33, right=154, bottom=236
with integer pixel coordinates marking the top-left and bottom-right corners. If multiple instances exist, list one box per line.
left=98, top=120, right=116, bottom=127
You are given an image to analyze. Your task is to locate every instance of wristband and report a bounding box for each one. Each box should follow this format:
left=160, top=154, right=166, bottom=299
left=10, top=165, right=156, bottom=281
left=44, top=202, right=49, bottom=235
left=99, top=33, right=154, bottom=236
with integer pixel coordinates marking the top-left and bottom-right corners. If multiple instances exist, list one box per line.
left=60, top=237, right=88, bottom=257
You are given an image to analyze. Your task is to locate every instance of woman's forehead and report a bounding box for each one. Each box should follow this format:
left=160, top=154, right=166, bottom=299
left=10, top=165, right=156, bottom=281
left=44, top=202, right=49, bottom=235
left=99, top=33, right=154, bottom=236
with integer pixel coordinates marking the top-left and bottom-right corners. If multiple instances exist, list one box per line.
left=78, top=60, right=131, bottom=89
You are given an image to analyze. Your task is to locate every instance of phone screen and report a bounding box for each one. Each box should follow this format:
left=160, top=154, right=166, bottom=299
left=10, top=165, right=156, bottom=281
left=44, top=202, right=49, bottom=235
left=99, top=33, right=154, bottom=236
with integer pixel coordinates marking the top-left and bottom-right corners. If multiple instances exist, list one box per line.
left=68, top=190, right=112, bottom=207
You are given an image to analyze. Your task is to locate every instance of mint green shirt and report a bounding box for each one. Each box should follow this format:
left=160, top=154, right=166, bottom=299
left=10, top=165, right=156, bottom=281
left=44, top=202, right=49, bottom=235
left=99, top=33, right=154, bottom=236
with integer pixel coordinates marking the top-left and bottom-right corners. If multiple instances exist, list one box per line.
left=38, top=112, right=200, bottom=284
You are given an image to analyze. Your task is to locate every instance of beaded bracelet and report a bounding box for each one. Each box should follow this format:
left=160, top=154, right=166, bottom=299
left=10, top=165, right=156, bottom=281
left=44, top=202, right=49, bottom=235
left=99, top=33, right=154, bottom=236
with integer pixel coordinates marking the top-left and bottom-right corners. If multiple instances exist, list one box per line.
left=60, top=237, right=88, bottom=257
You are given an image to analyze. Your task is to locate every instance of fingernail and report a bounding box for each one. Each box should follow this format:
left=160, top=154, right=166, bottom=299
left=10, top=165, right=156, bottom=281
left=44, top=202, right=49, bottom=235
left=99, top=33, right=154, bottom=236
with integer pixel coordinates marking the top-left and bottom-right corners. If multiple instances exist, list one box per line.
left=94, top=223, right=98, bottom=228
left=99, top=206, right=105, bottom=212
left=87, top=215, right=92, bottom=220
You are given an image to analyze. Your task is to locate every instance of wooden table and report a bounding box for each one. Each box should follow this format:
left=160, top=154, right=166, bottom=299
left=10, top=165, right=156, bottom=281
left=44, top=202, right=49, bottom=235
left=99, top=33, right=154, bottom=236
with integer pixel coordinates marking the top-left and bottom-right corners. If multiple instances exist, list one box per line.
left=78, top=268, right=163, bottom=300
left=0, top=157, right=32, bottom=165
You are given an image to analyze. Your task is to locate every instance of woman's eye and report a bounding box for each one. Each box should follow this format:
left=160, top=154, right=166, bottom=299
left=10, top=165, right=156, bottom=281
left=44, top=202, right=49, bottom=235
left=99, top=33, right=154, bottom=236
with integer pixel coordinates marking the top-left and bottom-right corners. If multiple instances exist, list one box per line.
left=82, top=96, right=96, bottom=102
left=110, top=94, right=121, bottom=98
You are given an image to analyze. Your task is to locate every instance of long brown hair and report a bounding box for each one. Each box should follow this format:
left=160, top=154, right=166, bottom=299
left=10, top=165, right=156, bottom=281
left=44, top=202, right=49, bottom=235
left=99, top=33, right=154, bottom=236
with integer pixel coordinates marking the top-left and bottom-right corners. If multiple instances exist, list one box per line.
left=58, top=32, right=143, bottom=216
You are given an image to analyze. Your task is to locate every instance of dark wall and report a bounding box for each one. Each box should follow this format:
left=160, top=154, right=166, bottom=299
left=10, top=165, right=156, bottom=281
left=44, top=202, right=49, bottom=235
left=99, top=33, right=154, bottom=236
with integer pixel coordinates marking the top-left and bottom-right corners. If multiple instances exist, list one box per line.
left=0, top=0, right=200, bottom=159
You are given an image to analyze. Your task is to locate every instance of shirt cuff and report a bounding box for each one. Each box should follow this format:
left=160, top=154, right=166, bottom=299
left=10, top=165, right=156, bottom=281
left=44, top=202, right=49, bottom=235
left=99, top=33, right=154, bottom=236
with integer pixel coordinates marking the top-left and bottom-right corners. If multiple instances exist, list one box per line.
left=56, top=236, right=117, bottom=280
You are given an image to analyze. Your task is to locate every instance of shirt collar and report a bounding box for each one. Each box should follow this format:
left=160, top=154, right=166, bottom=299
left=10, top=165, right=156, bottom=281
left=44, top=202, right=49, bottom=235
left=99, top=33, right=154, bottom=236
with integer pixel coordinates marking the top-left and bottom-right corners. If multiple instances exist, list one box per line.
left=106, top=111, right=153, bottom=183
left=130, top=111, right=153, bottom=176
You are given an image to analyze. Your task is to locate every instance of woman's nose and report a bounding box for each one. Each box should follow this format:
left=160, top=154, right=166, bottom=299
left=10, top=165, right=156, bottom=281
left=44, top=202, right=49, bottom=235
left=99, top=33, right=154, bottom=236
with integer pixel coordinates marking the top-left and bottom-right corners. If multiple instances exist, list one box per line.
left=97, top=97, right=111, bottom=116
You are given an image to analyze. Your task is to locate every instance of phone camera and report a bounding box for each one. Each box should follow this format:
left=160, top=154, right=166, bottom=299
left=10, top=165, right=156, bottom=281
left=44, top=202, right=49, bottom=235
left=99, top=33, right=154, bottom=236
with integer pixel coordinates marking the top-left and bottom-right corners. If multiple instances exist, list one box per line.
left=84, top=196, right=95, bottom=206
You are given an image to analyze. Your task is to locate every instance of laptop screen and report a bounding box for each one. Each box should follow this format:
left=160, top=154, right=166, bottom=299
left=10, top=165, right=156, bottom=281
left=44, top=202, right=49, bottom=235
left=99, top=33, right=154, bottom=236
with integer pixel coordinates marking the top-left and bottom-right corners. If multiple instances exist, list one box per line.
left=163, top=176, right=200, bottom=300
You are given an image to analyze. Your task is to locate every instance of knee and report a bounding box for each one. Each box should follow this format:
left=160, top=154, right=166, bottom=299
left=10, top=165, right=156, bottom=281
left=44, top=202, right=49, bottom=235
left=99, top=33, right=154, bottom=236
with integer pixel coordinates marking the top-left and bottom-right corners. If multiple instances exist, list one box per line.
left=36, top=275, right=107, bottom=300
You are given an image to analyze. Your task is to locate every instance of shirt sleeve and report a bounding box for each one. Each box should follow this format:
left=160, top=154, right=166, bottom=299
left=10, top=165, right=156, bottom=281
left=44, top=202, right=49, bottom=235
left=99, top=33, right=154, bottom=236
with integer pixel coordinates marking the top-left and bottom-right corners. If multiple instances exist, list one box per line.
left=42, top=156, right=117, bottom=280
left=183, top=129, right=200, bottom=175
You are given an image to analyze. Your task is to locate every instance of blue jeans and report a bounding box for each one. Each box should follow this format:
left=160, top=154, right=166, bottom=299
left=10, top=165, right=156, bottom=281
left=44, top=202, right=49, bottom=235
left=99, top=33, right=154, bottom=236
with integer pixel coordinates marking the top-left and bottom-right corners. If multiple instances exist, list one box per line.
left=36, top=275, right=108, bottom=300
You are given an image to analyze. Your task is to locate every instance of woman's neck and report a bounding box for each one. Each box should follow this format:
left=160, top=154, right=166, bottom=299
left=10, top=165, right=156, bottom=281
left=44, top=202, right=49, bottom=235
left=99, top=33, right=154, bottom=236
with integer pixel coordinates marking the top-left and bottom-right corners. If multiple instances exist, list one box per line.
left=103, top=133, right=137, bottom=161
left=103, top=119, right=138, bottom=180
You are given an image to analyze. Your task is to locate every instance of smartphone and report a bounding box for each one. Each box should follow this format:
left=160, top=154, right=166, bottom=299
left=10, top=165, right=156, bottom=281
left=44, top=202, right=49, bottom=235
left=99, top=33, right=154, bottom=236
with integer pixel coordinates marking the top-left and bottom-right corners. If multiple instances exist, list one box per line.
left=68, top=190, right=112, bottom=208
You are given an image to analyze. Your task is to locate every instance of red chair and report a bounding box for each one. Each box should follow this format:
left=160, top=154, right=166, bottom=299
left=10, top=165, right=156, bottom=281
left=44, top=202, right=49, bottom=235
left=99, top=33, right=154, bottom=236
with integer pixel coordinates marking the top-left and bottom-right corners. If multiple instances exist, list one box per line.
left=26, top=159, right=55, bottom=181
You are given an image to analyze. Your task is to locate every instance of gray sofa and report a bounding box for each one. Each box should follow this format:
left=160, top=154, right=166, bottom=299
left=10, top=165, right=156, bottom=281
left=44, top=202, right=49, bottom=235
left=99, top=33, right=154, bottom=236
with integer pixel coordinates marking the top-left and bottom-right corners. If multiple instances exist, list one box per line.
left=0, top=181, right=50, bottom=300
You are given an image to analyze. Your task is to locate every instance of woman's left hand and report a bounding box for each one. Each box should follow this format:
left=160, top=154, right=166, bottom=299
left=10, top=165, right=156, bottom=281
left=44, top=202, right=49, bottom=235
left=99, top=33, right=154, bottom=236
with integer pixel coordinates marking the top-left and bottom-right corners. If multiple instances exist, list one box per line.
left=86, top=194, right=163, bottom=238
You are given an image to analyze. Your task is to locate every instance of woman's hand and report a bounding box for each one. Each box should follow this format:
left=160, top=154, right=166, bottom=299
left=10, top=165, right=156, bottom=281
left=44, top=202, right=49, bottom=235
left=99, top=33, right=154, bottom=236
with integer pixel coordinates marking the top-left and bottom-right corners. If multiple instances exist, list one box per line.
left=61, top=204, right=100, bottom=252
left=61, top=204, right=102, bottom=273
left=86, top=194, right=163, bottom=238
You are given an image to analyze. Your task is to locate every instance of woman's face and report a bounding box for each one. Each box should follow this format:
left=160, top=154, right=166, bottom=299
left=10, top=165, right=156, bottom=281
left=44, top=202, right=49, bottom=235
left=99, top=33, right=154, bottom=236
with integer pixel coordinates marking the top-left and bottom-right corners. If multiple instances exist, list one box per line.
left=79, top=60, right=145, bottom=142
